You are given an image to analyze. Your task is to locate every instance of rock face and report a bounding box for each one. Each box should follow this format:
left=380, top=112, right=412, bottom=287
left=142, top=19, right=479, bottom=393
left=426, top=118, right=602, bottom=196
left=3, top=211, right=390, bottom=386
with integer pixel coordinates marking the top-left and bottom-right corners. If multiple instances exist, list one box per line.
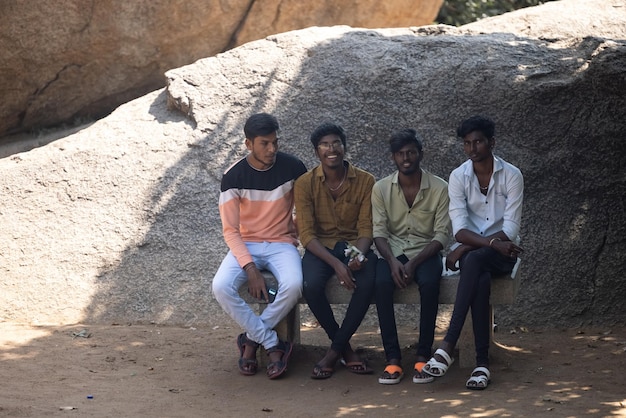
left=1, top=0, right=625, bottom=327
left=0, top=0, right=442, bottom=139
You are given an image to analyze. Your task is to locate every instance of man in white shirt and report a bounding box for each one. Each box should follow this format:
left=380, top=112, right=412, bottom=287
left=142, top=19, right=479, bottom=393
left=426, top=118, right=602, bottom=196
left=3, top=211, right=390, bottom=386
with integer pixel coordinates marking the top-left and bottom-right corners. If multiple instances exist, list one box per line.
left=423, top=115, right=524, bottom=390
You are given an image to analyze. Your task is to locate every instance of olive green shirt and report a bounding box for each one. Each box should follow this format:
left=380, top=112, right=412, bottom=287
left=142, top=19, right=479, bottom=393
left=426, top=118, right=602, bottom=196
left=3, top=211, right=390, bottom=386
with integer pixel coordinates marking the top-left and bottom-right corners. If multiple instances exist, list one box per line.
left=372, top=169, right=451, bottom=259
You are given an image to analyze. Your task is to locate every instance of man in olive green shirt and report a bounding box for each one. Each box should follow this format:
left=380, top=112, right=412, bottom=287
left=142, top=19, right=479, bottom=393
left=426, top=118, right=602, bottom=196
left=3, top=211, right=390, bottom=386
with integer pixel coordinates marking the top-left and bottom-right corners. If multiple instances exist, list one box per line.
left=372, top=128, right=451, bottom=385
left=295, top=122, right=376, bottom=379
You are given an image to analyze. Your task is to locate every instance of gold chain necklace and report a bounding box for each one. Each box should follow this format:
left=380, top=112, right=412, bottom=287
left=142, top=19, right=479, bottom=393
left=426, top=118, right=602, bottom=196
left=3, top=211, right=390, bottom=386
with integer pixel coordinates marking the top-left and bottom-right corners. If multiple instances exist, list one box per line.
left=327, top=168, right=347, bottom=192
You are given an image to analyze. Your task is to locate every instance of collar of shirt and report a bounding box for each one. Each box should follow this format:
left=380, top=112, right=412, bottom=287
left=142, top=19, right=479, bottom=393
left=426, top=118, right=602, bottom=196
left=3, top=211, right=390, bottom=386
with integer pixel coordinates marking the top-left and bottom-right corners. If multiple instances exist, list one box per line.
left=461, top=154, right=503, bottom=180
left=390, top=168, right=431, bottom=197
left=314, top=160, right=356, bottom=184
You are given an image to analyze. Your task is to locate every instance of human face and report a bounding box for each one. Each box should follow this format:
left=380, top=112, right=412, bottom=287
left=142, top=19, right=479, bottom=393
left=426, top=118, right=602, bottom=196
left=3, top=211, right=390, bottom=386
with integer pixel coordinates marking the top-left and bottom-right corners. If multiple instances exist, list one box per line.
left=246, top=132, right=278, bottom=170
left=392, top=144, right=422, bottom=176
left=315, top=134, right=344, bottom=169
left=462, top=130, right=494, bottom=163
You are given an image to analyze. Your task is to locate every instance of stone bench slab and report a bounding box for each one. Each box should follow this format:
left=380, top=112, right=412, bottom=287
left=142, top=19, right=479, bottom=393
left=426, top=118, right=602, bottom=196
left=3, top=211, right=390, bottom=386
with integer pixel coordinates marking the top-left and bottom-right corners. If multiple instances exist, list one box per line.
left=238, top=258, right=521, bottom=368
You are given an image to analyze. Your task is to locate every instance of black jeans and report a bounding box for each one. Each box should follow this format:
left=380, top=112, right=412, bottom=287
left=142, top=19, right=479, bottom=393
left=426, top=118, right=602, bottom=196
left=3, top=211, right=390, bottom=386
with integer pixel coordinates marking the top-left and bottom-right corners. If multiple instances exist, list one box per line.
left=302, top=242, right=377, bottom=353
left=375, top=253, right=442, bottom=362
left=444, top=246, right=517, bottom=366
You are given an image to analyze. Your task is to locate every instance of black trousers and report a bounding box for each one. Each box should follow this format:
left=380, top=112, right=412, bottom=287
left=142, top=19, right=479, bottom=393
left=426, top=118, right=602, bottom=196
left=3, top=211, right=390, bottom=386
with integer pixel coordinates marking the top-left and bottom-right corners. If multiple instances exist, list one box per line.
left=375, top=253, right=442, bottom=361
left=302, top=242, right=377, bottom=353
left=444, top=246, right=517, bottom=366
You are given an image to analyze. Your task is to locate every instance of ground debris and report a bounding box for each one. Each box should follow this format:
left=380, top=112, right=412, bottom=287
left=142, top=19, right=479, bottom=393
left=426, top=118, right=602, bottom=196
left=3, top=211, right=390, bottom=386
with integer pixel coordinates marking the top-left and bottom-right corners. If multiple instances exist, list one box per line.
left=71, top=329, right=91, bottom=339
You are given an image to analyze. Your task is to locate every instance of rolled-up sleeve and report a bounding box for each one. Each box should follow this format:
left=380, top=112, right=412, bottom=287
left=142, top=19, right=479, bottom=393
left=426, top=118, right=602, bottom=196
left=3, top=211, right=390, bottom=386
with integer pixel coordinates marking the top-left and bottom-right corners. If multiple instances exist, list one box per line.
left=432, top=185, right=452, bottom=247
left=356, top=175, right=375, bottom=241
left=448, top=169, right=469, bottom=236
left=371, top=181, right=389, bottom=240
left=502, top=169, right=524, bottom=241
left=294, top=173, right=316, bottom=249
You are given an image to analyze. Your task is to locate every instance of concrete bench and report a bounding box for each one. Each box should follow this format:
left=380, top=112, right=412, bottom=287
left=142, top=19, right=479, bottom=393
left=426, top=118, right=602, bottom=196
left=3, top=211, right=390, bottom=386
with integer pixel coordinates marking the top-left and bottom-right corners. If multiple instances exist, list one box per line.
left=239, top=258, right=521, bottom=368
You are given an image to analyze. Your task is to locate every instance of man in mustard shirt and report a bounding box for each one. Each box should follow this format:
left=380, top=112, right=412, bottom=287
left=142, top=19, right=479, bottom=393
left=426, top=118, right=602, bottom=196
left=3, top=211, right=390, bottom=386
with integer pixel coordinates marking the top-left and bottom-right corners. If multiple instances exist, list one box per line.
left=294, top=122, right=376, bottom=379
left=372, top=128, right=451, bottom=385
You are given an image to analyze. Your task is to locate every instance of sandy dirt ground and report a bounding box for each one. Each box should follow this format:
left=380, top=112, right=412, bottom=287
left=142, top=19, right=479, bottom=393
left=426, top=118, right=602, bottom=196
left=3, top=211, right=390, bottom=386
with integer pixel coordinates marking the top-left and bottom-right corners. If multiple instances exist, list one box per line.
left=1, top=321, right=625, bottom=417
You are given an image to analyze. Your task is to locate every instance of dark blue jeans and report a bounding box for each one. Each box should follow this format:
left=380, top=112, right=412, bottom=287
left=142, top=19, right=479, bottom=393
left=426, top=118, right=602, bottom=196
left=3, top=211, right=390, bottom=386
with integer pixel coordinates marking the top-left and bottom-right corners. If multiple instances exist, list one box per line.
left=302, top=242, right=377, bottom=353
left=375, top=253, right=442, bottom=362
left=444, top=246, right=517, bottom=366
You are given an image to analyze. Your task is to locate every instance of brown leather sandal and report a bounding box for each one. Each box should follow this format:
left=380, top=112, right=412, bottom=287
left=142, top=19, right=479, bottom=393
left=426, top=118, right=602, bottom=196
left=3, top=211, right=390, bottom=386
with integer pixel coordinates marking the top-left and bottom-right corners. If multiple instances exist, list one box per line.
left=236, top=333, right=259, bottom=376
left=266, top=340, right=293, bottom=379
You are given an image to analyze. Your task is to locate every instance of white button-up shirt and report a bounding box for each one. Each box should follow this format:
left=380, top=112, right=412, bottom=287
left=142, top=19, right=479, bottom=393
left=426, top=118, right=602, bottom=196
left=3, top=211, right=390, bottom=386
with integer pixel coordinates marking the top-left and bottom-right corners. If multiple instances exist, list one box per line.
left=448, top=155, right=523, bottom=244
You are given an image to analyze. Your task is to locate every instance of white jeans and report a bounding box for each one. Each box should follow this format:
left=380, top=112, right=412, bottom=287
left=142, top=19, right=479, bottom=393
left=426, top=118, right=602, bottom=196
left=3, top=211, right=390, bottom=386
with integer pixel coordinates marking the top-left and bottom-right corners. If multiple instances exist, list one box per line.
left=212, top=242, right=302, bottom=350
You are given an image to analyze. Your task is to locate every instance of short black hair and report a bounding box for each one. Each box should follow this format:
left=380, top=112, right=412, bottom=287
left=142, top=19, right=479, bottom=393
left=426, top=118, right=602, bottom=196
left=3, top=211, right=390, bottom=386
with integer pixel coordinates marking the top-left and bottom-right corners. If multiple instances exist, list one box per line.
left=244, top=113, right=279, bottom=140
left=457, top=115, right=495, bottom=139
left=309, top=122, right=347, bottom=149
left=389, top=128, right=423, bottom=154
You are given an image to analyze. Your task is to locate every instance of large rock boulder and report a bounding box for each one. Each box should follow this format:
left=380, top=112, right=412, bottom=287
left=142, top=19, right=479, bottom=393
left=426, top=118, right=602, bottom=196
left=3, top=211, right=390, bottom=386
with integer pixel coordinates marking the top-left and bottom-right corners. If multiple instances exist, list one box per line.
left=1, top=0, right=624, bottom=328
left=0, top=0, right=442, bottom=139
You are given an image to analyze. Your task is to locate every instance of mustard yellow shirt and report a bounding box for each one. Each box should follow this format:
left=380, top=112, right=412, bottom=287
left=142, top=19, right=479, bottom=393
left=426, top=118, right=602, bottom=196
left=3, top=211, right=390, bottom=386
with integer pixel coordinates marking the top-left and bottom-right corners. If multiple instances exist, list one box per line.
left=294, top=162, right=375, bottom=249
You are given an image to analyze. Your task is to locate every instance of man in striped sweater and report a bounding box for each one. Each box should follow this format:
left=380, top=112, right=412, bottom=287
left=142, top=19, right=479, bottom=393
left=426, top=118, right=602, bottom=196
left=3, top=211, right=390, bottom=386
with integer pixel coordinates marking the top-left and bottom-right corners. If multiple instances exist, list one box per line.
left=212, top=113, right=307, bottom=379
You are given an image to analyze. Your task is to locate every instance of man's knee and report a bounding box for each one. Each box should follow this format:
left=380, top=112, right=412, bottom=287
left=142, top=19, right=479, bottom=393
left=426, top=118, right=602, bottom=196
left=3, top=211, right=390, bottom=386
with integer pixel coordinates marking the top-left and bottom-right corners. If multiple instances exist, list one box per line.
left=463, top=247, right=492, bottom=267
left=277, top=278, right=303, bottom=300
left=417, top=272, right=440, bottom=291
left=355, top=271, right=376, bottom=295
left=302, top=272, right=328, bottom=297
left=211, top=277, right=232, bottom=303
left=375, top=273, right=395, bottom=295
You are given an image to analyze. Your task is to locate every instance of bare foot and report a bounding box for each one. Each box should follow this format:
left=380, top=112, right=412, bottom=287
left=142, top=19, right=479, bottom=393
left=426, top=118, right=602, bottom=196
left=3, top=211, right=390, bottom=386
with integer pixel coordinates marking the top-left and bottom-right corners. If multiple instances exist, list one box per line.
left=316, top=347, right=341, bottom=370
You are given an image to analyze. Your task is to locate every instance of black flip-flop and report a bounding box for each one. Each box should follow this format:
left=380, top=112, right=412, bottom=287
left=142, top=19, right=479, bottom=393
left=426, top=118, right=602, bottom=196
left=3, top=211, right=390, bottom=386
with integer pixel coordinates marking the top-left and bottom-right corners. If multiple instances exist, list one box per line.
left=311, top=364, right=334, bottom=379
left=341, top=358, right=374, bottom=375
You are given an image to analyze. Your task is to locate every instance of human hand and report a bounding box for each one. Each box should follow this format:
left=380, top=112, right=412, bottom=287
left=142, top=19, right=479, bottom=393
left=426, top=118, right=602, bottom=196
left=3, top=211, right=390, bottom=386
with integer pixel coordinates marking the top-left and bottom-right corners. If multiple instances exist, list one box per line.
left=245, top=264, right=269, bottom=301
left=335, top=262, right=356, bottom=291
left=491, top=239, right=523, bottom=259
left=446, top=246, right=466, bottom=271
left=347, top=256, right=367, bottom=271
left=344, top=245, right=366, bottom=272
left=390, top=258, right=409, bottom=289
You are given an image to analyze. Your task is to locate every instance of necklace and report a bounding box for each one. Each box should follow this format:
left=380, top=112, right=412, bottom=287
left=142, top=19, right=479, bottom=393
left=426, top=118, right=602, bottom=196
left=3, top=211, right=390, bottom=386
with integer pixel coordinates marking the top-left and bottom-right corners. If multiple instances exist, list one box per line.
left=477, top=166, right=493, bottom=191
left=327, top=168, right=347, bottom=192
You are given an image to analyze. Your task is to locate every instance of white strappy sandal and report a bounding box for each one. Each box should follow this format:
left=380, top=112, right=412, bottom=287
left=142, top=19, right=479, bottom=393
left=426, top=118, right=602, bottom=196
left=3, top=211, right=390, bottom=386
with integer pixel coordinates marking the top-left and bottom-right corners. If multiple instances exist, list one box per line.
left=422, top=348, right=454, bottom=377
left=466, top=366, right=491, bottom=390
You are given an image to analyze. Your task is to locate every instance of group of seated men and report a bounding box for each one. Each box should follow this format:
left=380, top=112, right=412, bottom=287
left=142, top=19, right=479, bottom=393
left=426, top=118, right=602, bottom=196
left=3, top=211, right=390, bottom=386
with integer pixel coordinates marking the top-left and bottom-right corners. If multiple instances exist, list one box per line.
left=212, top=112, right=523, bottom=390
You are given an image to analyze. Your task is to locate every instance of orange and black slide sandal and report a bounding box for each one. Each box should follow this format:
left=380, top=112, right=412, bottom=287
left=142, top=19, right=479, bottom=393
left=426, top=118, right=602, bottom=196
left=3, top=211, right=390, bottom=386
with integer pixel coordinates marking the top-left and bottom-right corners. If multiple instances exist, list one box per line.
left=378, top=364, right=404, bottom=385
